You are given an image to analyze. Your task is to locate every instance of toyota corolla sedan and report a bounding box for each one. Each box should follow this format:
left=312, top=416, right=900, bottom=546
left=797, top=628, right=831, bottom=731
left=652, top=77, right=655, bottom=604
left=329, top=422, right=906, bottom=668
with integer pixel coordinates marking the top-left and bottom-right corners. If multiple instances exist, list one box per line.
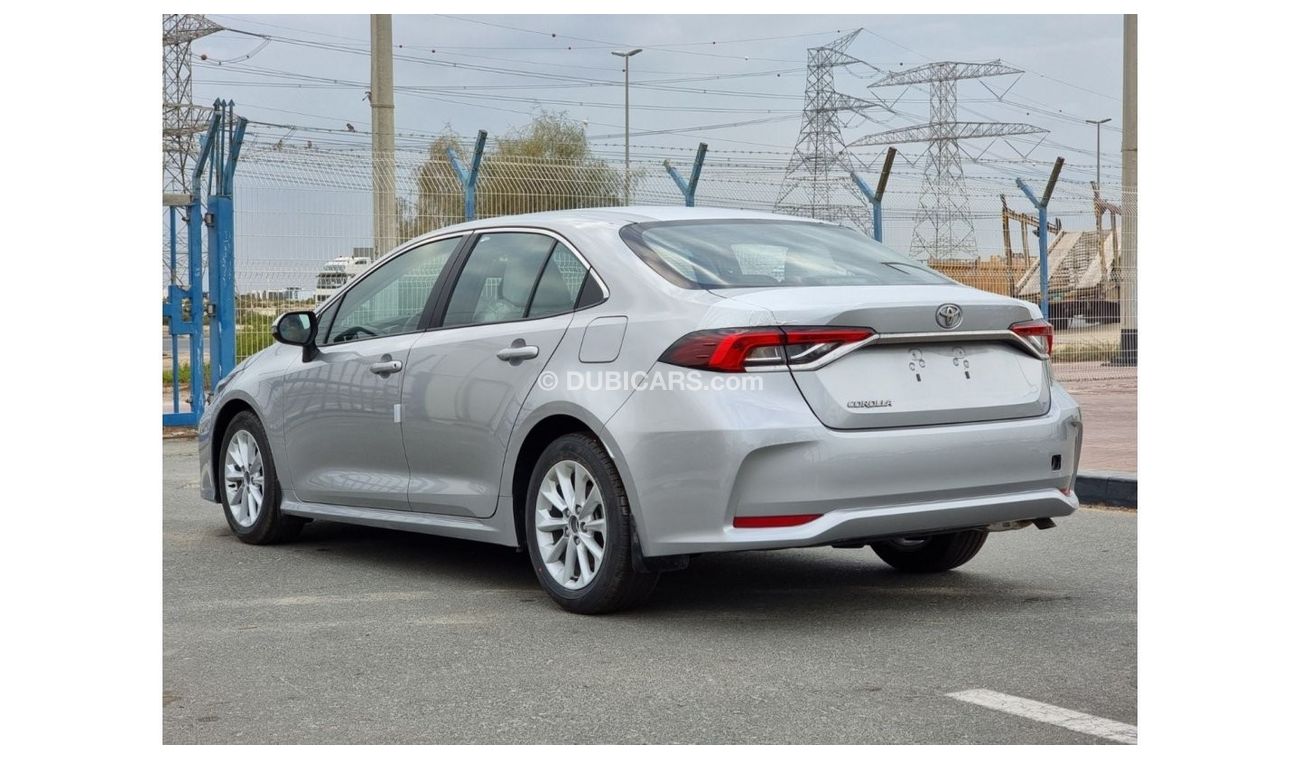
left=198, top=207, right=1082, bottom=613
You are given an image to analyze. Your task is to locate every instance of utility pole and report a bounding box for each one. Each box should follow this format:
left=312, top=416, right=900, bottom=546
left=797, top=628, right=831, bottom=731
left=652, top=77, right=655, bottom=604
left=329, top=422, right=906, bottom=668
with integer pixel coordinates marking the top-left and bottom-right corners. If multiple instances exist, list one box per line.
left=371, top=14, right=397, bottom=258
left=1118, top=14, right=1138, bottom=365
left=1086, top=117, right=1111, bottom=288
left=612, top=48, right=643, bottom=205
left=1085, top=117, right=1111, bottom=192
left=1001, top=195, right=1015, bottom=296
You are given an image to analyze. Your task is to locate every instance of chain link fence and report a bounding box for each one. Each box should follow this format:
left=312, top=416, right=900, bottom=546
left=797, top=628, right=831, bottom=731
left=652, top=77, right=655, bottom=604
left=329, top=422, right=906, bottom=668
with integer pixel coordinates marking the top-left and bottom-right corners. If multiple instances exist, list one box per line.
left=163, top=130, right=1136, bottom=392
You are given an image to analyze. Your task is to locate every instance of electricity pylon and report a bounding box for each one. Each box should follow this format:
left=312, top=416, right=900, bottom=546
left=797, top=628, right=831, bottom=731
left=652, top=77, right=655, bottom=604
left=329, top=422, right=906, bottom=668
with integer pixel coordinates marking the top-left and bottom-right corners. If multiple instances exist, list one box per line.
left=163, top=14, right=222, bottom=197
left=774, top=29, right=886, bottom=229
left=853, top=61, right=1045, bottom=260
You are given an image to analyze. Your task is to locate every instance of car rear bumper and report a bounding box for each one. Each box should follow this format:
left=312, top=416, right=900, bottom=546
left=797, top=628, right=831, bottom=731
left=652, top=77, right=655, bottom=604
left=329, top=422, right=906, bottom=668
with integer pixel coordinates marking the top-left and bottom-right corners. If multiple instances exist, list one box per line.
left=603, top=365, right=1082, bottom=557
left=651, top=488, right=1077, bottom=554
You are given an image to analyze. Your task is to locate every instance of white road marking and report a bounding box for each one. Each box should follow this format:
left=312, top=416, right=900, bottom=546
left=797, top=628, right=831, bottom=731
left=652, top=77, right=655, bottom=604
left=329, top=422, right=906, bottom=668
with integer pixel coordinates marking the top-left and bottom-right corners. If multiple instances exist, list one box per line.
left=947, top=688, right=1137, bottom=744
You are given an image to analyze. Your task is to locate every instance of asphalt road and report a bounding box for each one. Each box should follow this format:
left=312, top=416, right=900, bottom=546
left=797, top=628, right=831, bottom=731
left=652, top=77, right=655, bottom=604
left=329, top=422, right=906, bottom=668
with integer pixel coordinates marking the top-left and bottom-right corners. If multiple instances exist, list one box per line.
left=163, top=439, right=1136, bottom=744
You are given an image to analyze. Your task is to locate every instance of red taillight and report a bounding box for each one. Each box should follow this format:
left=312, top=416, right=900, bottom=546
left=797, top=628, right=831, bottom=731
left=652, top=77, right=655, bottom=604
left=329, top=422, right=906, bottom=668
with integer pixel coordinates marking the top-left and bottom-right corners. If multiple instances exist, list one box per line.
left=1009, top=318, right=1054, bottom=356
left=659, top=326, right=874, bottom=372
left=733, top=514, right=821, bottom=528
left=659, top=327, right=785, bottom=373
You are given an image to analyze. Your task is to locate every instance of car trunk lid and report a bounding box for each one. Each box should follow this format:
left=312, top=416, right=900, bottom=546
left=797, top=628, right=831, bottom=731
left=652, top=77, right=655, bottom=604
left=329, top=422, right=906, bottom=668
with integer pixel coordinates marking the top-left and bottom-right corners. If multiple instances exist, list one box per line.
left=711, top=285, right=1051, bottom=429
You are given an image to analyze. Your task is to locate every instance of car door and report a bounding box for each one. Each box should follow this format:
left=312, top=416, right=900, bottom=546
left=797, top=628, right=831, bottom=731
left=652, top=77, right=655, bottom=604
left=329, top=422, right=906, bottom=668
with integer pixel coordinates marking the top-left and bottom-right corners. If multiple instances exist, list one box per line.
left=280, top=236, right=462, bottom=510
left=401, top=231, right=596, bottom=518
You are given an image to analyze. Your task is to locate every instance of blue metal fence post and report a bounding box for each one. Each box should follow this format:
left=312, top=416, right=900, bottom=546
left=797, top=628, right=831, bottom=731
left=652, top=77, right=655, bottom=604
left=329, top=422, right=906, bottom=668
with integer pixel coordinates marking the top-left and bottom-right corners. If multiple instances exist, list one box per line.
left=850, top=147, right=897, bottom=243
left=163, top=197, right=203, bottom=427
left=448, top=130, right=487, bottom=221
left=186, top=113, right=221, bottom=422
left=167, top=207, right=180, bottom=418
left=208, top=195, right=235, bottom=383
left=186, top=192, right=206, bottom=421
left=664, top=142, right=708, bottom=206
left=208, top=104, right=248, bottom=390
left=1015, top=156, right=1065, bottom=321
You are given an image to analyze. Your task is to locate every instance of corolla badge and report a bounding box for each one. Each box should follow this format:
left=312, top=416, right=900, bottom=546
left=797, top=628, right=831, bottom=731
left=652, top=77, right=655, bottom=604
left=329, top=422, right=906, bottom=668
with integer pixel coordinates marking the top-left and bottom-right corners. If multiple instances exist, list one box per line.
left=935, top=303, right=963, bottom=329
left=847, top=399, right=893, bottom=409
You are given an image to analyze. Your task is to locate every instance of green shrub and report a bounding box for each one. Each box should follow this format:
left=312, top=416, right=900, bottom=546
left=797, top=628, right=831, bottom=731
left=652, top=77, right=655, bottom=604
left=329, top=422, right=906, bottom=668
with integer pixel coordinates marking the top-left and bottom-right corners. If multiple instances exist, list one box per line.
left=163, top=362, right=210, bottom=387
left=236, top=313, right=277, bottom=362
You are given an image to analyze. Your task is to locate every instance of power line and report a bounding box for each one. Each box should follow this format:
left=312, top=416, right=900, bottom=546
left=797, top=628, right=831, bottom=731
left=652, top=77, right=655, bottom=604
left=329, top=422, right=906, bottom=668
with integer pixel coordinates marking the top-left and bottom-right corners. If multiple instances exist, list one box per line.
left=587, top=114, right=801, bottom=140
left=198, top=20, right=1121, bottom=164
left=432, top=14, right=806, bottom=64
left=858, top=23, right=1121, bottom=103
left=213, top=13, right=844, bottom=56
left=200, top=80, right=798, bottom=114
left=196, top=69, right=804, bottom=114
left=208, top=37, right=807, bottom=100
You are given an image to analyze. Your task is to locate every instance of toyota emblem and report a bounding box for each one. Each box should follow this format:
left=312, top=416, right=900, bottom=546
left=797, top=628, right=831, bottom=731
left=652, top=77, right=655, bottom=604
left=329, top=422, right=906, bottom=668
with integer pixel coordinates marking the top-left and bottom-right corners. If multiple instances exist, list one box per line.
left=935, top=303, right=963, bottom=329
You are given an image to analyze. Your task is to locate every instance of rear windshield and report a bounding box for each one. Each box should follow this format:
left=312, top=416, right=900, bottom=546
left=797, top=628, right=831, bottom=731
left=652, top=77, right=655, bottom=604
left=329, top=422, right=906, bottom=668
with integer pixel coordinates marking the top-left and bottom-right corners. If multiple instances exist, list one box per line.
left=620, top=220, right=951, bottom=289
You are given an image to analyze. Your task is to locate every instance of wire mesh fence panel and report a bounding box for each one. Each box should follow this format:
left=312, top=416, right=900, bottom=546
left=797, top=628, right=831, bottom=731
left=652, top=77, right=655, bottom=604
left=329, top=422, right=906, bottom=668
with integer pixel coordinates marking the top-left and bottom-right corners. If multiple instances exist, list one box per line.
left=162, top=131, right=1136, bottom=393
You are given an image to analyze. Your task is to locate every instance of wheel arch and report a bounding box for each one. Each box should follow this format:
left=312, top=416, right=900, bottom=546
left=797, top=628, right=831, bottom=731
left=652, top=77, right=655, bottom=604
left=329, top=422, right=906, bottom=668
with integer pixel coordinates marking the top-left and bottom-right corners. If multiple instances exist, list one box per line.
left=210, top=395, right=260, bottom=484
left=506, top=410, right=631, bottom=549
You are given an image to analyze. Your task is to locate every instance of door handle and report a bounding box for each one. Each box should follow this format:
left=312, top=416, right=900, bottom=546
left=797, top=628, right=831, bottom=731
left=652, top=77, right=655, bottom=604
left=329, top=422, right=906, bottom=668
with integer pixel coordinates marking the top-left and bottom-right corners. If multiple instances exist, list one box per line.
left=496, top=345, right=539, bottom=362
left=369, top=359, right=403, bottom=375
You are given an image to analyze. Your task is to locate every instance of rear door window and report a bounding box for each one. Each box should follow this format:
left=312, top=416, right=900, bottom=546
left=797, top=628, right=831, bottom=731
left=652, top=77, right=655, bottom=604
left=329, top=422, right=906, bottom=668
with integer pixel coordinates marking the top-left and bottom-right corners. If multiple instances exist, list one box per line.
left=527, top=244, right=588, bottom=319
left=442, top=233, right=556, bottom=327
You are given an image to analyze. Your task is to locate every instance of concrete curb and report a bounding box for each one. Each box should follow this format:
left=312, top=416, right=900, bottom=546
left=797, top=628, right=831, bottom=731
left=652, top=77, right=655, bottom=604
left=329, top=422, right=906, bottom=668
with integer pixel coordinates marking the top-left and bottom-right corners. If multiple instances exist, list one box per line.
left=1076, top=470, right=1137, bottom=508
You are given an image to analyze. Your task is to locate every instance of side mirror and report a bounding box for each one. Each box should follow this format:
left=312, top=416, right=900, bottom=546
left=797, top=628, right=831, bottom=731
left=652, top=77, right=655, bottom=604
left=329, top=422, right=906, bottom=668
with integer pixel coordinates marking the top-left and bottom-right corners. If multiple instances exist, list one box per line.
left=271, top=311, right=319, bottom=361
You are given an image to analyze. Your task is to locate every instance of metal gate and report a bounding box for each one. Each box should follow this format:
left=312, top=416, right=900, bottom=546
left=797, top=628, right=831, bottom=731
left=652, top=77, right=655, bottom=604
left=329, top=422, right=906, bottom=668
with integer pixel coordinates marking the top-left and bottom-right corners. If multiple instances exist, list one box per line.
left=163, top=100, right=246, bottom=426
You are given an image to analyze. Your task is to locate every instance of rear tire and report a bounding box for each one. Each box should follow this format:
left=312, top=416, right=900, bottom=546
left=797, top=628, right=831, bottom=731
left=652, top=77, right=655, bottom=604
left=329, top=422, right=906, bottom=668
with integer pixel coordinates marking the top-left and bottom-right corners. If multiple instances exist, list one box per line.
left=524, top=433, right=658, bottom=614
left=218, top=411, right=305, bottom=545
left=870, top=530, right=987, bottom=573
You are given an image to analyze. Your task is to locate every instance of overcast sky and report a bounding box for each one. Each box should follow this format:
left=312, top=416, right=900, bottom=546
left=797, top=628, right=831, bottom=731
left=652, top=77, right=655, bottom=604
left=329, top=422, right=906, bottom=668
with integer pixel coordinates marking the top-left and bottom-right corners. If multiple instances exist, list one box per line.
left=182, top=14, right=1124, bottom=289
left=193, top=14, right=1122, bottom=177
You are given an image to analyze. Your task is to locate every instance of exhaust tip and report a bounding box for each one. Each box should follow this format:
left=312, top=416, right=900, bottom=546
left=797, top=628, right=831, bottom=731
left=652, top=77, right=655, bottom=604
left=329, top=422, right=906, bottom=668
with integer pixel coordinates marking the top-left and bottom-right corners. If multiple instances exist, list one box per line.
left=1032, top=517, right=1057, bottom=530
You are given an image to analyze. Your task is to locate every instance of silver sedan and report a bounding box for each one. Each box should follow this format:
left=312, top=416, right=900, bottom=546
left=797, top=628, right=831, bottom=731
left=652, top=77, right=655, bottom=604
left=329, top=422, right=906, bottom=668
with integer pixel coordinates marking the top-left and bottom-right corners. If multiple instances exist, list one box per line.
left=198, top=207, right=1082, bottom=613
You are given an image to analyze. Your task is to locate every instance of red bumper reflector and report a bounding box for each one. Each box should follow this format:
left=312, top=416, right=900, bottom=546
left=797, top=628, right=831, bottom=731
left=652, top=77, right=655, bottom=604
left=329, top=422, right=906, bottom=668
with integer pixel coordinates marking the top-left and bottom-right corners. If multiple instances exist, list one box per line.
left=733, top=514, right=821, bottom=528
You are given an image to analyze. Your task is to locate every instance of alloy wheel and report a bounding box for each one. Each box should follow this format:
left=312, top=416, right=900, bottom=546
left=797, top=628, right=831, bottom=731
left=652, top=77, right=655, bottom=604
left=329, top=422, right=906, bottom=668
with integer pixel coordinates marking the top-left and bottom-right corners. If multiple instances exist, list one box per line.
left=535, top=459, right=606, bottom=589
left=224, top=429, right=265, bottom=528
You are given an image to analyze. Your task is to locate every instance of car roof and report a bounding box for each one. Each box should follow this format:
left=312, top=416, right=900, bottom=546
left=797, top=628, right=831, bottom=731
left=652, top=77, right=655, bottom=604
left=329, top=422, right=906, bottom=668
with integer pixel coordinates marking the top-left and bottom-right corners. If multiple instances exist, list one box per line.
left=408, top=205, right=829, bottom=243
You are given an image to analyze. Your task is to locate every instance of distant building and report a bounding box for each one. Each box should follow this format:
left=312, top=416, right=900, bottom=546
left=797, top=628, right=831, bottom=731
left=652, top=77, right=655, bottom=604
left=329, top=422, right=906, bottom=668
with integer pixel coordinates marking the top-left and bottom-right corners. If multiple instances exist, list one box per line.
left=315, top=247, right=375, bottom=303
left=244, top=286, right=304, bottom=301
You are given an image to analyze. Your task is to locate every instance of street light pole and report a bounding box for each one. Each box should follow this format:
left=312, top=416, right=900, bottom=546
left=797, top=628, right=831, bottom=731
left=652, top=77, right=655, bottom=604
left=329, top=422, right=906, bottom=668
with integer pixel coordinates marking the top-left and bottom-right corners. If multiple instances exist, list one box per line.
left=1085, top=117, right=1112, bottom=289
left=611, top=48, right=643, bottom=205
left=1085, top=117, right=1112, bottom=193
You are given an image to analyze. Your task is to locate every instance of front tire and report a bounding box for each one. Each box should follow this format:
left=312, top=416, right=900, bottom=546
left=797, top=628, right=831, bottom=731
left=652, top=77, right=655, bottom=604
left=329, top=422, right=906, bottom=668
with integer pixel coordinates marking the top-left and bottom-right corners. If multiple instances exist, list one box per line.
left=524, top=433, right=658, bottom=614
left=870, top=530, right=987, bottom=573
left=219, top=411, right=305, bottom=545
